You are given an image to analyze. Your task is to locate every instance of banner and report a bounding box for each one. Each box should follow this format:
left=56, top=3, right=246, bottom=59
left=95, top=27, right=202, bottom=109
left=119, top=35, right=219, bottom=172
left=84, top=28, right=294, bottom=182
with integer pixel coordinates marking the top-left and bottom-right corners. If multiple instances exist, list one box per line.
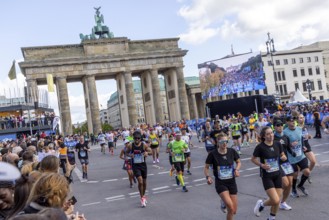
left=8, top=60, right=16, bottom=80
left=53, top=116, right=60, bottom=130
left=47, top=74, right=55, bottom=92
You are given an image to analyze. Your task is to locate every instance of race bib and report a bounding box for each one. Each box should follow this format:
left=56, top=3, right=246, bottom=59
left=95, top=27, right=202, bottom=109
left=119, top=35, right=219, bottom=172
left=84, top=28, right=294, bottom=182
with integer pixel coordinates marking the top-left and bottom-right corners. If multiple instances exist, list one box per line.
left=134, top=154, right=144, bottom=164
left=232, top=130, right=241, bottom=136
left=79, top=150, right=86, bottom=157
left=281, top=162, right=294, bottom=175
left=151, top=138, right=158, bottom=145
left=265, top=158, right=279, bottom=173
left=206, top=140, right=213, bottom=145
left=173, top=153, right=184, bottom=162
left=292, top=145, right=302, bottom=157
left=218, top=165, right=234, bottom=180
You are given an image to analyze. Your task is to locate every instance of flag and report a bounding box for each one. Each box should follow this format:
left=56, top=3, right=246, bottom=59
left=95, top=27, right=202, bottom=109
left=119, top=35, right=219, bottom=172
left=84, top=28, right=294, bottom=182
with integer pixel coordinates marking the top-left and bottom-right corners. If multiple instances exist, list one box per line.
left=53, top=116, right=60, bottom=130
left=8, top=60, right=16, bottom=80
left=47, top=74, right=54, bottom=92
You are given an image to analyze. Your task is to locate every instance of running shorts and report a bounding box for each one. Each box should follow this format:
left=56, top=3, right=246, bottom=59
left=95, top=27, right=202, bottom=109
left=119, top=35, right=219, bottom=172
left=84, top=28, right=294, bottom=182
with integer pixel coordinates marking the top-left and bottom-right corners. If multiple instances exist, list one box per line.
left=262, top=174, right=282, bottom=190
left=215, top=179, right=238, bottom=195
left=291, top=157, right=309, bottom=172
left=173, top=162, right=185, bottom=172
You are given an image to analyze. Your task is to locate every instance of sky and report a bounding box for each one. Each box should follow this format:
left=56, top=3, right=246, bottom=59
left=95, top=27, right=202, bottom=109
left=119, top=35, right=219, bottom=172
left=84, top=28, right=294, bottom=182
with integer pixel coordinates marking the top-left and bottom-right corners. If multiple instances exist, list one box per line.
left=1, top=0, right=329, bottom=124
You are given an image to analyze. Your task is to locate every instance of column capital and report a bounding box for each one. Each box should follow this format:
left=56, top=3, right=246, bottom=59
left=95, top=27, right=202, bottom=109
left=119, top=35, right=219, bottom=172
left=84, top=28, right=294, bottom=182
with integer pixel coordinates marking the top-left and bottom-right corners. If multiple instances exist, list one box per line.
left=56, top=76, right=67, bottom=80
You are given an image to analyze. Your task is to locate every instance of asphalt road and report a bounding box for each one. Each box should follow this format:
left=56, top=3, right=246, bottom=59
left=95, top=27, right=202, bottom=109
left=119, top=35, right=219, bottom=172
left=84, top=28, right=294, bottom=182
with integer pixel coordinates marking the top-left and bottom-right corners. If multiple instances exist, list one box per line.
left=70, top=130, right=329, bottom=220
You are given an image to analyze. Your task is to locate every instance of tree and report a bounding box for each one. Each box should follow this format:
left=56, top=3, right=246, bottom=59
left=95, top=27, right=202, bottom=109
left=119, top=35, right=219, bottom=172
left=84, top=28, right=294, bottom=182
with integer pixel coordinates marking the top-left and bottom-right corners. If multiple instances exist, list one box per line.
left=102, top=123, right=113, bottom=132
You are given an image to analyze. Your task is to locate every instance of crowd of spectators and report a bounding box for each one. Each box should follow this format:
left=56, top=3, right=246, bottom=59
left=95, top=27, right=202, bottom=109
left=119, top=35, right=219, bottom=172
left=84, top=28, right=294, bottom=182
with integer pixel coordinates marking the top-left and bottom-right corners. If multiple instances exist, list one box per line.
left=0, top=113, right=55, bottom=130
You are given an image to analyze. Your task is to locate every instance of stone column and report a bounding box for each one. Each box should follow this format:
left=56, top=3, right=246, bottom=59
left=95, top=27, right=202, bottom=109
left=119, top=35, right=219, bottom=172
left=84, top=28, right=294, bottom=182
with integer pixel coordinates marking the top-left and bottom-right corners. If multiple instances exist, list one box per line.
left=176, top=67, right=190, bottom=119
left=82, top=77, right=93, bottom=134
left=26, top=79, right=38, bottom=103
left=86, top=75, right=101, bottom=135
left=124, top=72, right=137, bottom=126
left=190, top=93, right=199, bottom=119
left=151, top=69, right=163, bottom=123
left=56, top=76, right=72, bottom=136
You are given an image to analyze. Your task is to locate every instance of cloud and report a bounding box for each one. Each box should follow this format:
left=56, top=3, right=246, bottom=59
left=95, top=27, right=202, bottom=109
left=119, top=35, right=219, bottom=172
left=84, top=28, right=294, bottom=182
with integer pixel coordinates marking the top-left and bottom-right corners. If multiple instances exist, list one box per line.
left=178, top=0, right=329, bottom=48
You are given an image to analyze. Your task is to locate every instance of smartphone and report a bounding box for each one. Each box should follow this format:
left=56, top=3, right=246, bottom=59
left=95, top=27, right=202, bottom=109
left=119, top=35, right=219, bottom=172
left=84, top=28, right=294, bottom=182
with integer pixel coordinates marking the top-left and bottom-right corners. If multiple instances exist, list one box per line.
left=70, top=196, right=77, bottom=205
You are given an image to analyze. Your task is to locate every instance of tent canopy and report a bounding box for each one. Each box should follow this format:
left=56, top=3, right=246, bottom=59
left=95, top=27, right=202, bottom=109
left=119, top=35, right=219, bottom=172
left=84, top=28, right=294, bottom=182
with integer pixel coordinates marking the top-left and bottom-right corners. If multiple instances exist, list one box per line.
left=289, top=88, right=310, bottom=103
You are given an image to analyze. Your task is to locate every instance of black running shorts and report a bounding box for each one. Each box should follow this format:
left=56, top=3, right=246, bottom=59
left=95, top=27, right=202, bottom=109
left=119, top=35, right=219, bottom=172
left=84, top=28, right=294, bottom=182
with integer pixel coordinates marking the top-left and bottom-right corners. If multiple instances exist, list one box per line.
left=215, top=179, right=238, bottom=195
left=291, top=157, right=309, bottom=172
left=262, top=174, right=282, bottom=190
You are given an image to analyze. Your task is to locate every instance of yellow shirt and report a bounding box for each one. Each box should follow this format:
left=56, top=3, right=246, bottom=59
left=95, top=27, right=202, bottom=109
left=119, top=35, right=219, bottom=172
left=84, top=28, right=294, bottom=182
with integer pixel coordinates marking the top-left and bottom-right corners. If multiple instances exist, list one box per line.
left=149, top=134, right=158, bottom=145
left=249, top=118, right=256, bottom=129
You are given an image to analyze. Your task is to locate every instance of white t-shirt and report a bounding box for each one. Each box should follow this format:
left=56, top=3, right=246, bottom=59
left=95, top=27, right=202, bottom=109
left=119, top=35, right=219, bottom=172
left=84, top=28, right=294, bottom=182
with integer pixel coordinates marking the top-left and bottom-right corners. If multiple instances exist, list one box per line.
left=181, top=135, right=190, bottom=153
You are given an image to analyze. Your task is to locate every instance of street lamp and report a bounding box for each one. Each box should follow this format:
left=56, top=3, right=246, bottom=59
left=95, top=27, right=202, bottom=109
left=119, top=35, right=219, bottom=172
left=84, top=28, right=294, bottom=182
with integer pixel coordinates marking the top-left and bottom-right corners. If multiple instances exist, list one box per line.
left=266, top=32, right=280, bottom=103
left=306, top=79, right=312, bottom=101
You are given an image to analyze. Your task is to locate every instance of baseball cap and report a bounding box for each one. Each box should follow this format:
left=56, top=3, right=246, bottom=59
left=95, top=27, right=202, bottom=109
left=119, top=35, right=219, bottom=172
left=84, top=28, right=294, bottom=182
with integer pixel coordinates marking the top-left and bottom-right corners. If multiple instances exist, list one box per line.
left=274, top=120, right=283, bottom=126
left=286, top=116, right=295, bottom=122
left=0, top=161, right=21, bottom=181
left=175, top=131, right=182, bottom=136
left=124, top=140, right=130, bottom=144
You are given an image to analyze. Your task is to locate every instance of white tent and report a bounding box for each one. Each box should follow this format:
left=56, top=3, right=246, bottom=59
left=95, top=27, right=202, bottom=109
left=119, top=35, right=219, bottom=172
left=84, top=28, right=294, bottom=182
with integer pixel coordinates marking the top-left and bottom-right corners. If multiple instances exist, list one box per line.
left=289, top=88, right=310, bottom=103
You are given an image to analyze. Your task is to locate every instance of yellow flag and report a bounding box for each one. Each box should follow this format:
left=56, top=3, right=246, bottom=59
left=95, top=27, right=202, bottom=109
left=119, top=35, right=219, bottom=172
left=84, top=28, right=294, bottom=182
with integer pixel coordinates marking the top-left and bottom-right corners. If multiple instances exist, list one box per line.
left=47, top=74, right=54, bottom=92
left=8, top=60, right=16, bottom=80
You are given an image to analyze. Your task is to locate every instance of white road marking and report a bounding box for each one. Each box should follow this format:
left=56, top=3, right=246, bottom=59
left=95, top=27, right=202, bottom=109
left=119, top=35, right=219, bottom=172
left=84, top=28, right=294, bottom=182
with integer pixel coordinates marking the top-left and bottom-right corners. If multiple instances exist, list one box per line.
left=314, top=153, right=321, bottom=156
left=192, top=178, right=204, bottom=182
left=130, top=195, right=140, bottom=198
left=243, top=173, right=259, bottom=177
left=321, top=151, right=329, bottom=154
left=122, top=177, right=129, bottom=180
left=195, top=183, right=208, bottom=187
left=129, top=192, right=140, bottom=195
left=153, top=189, right=172, bottom=194
left=87, top=181, right=99, bottom=183
left=158, top=171, right=170, bottom=174
left=320, top=159, right=329, bottom=163
left=192, top=165, right=204, bottom=169
left=81, top=202, right=101, bottom=206
left=106, top=198, right=125, bottom=202
left=148, top=174, right=155, bottom=176
left=245, top=167, right=259, bottom=171
left=102, top=179, right=118, bottom=182
left=73, top=167, right=84, bottom=182
left=152, top=186, right=169, bottom=191
left=240, top=158, right=251, bottom=161
left=105, top=195, right=125, bottom=200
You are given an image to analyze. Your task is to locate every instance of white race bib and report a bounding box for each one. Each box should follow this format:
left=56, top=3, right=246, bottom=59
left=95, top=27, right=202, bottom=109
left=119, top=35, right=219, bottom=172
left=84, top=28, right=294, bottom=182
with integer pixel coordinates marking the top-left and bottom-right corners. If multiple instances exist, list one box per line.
left=281, top=162, right=294, bottom=175
left=218, top=166, right=234, bottom=180
left=265, top=158, right=279, bottom=173
left=134, top=154, right=144, bottom=164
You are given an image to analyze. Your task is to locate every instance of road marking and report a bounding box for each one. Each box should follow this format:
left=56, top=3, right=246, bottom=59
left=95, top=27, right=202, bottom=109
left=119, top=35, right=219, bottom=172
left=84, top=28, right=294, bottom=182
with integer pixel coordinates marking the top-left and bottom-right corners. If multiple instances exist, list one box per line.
left=106, top=198, right=125, bottom=202
left=129, top=192, right=140, bottom=195
left=148, top=174, right=155, bottom=176
left=240, top=158, right=251, bottom=161
left=130, top=195, right=140, bottom=198
left=73, top=167, right=84, bottom=182
left=243, top=173, right=259, bottom=177
left=153, top=189, right=172, bottom=194
left=320, top=159, right=329, bottom=163
left=314, top=153, right=321, bottom=156
left=152, top=165, right=162, bottom=169
left=152, top=186, right=169, bottom=191
left=81, top=202, right=101, bottom=206
left=102, top=179, right=118, bottom=182
left=195, top=183, right=207, bottom=187
left=122, top=177, right=129, bottom=180
left=87, top=181, right=99, bottom=183
left=105, top=195, right=125, bottom=200
left=192, top=165, right=204, bottom=169
left=245, top=167, right=259, bottom=171
left=192, top=178, right=204, bottom=182
left=321, top=151, right=329, bottom=154
left=158, top=171, right=170, bottom=174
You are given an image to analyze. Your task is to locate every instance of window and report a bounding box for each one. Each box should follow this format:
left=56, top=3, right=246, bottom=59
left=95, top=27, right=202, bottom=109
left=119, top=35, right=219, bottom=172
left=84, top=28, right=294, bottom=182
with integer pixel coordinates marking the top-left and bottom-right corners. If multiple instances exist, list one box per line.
left=316, top=67, right=320, bottom=75
left=267, top=60, right=272, bottom=66
left=294, top=82, right=299, bottom=90
left=282, top=71, right=286, bottom=80
left=307, top=57, right=311, bottom=62
left=311, top=81, right=315, bottom=90
left=301, top=68, right=305, bottom=76
left=320, top=95, right=324, bottom=100
left=275, top=60, right=280, bottom=65
left=308, top=68, right=313, bottom=76
left=292, top=58, right=296, bottom=64
left=283, top=84, right=287, bottom=95
left=318, top=80, right=323, bottom=90
left=274, top=72, right=278, bottom=81
left=278, top=71, right=282, bottom=81
left=299, top=58, right=303, bottom=63
left=293, top=69, right=297, bottom=77
left=302, top=82, right=307, bottom=92
left=284, top=59, right=288, bottom=65
left=279, top=85, right=283, bottom=95
left=315, top=56, right=319, bottom=62
left=255, top=90, right=259, bottom=95
left=263, top=87, right=268, bottom=95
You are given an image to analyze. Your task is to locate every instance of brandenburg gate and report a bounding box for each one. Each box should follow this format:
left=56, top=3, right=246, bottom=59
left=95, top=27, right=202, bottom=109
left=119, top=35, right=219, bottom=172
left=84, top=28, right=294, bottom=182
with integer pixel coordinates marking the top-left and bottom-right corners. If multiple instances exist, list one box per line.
left=19, top=8, right=190, bottom=136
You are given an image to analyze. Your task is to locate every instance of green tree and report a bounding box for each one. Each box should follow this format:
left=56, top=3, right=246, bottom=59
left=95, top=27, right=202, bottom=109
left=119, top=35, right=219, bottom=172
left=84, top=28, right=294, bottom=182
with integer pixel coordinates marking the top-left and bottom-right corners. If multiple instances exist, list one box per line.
left=102, top=123, right=113, bottom=132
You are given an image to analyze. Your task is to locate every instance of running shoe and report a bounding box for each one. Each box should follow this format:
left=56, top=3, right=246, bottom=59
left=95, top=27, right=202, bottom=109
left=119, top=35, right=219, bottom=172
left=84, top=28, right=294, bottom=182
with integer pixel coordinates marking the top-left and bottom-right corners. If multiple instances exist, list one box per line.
left=130, top=183, right=133, bottom=188
left=156, top=158, right=160, bottom=163
left=297, top=185, right=309, bottom=196
left=253, top=199, right=264, bottom=217
left=220, top=200, right=227, bottom=213
left=187, top=170, right=192, bottom=175
left=182, top=186, right=188, bottom=192
left=290, top=189, right=300, bottom=198
left=143, top=196, right=148, bottom=204
left=141, top=197, right=146, bottom=208
left=175, top=176, right=180, bottom=186
left=169, top=169, right=173, bottom=177
left=307, top=176, right=312, bottom=184
left=280, top=202, right=292, bottom=210
left=153, top=161, right=156, bottom=164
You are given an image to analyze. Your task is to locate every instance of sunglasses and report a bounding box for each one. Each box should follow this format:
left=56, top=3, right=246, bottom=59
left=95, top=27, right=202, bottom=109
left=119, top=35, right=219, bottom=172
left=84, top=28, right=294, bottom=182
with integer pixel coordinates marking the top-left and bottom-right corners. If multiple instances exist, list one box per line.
left=275, top=124, right=283, bottom=127
left=134, top=137, right=141, bottom=140
left=218, top=140, right=228, bottom=144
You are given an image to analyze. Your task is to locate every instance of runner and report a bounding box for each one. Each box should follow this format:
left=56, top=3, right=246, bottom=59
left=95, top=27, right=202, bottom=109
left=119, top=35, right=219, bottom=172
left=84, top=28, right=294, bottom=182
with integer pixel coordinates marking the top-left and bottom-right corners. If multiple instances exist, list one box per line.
left=251, top=126, right=287, bottom=220
left=181, top=128, right=192, bottom=175
left=167, top=131, right=189, bottom=192
left=240, top=119, right=249, bottom=147
left=106, top=131, right=115, bottom=155
left=119, top=140, right=135, bottom=188
left=203, top=121, right=215, bottom=153
left=166, top=134, right=175, bottom=177
left=297, top=114, right=317, bottom=183
left=156, top=123, right=164, bottom=147
left=97, top=132, right=106, bottom=155
left=273, top=120, right=293, bottom=211
left=128, top=131, right=151, bottom=207
left=204, top=132, right=241, bottom=220
left=75, top=135, right=91, bottom=180
left=249, top=114, right=256, bottom=143
left=149, top=129, right=160, bottom=163
left=230, top=118, right=242, bottom=154
left=283, top=116, right=311, bottom=197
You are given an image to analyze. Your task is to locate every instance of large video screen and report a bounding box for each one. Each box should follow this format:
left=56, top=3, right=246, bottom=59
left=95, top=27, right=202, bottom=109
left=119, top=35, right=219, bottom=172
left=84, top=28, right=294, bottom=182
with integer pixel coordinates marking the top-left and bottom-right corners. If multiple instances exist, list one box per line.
left=198, top=52, right=266, bottom=99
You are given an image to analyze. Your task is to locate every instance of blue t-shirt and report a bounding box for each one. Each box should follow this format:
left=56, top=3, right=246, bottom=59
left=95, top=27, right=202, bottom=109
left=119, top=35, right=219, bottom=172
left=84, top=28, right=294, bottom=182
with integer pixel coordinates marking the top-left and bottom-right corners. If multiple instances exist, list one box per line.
left=283, top=127, right=305, bottom=164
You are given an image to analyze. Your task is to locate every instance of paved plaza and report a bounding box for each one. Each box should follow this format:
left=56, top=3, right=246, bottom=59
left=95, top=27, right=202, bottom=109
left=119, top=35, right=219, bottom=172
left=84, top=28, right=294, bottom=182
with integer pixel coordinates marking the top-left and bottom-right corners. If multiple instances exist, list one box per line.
left=71, top=130, right=329, bottom=220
